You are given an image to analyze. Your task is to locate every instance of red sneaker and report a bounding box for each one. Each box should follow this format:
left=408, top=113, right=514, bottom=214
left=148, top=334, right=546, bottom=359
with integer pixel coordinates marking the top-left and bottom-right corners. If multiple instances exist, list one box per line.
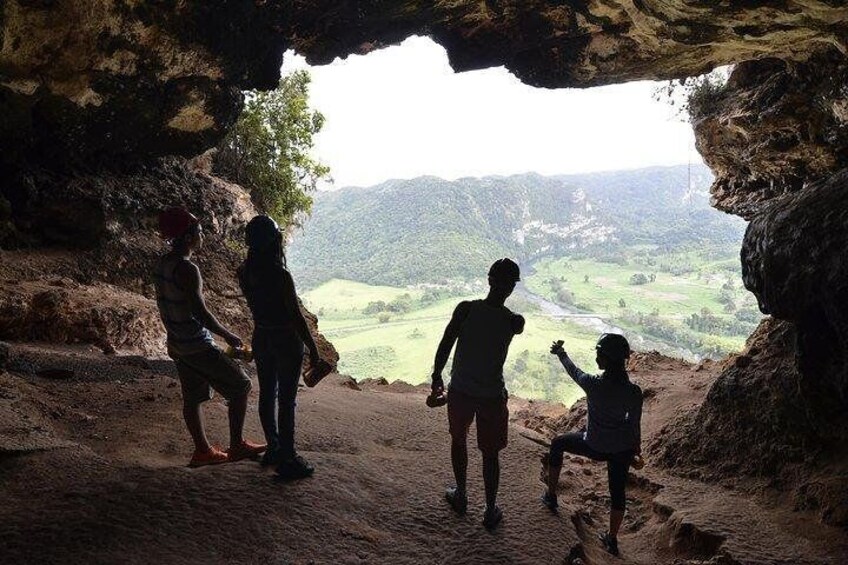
left=188, top=446, right=228, bottom=467
left=227, top=440, right=267, bottom=462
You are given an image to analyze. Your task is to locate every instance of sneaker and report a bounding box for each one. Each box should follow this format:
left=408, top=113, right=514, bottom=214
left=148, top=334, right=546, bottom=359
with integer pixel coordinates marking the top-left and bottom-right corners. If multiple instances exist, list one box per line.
left=276, top=454, right=314, bottom=481
left=483, top=505, right=503, bottom=530
left=445, top=487, right=468, bottom=516
left=599, top=532, right=620, bottom=557
left=260, top=447, right=283, bottom=467
left=188, top=446, right=228, bottom=467
left=540, top=491, right=559, bottom=512
left=227, top=440, right=267, bottom=462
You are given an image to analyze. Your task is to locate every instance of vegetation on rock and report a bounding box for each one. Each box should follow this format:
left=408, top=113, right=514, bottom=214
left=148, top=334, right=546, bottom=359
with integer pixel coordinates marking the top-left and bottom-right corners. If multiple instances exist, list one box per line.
left=215, top=70, right=330, bottom=229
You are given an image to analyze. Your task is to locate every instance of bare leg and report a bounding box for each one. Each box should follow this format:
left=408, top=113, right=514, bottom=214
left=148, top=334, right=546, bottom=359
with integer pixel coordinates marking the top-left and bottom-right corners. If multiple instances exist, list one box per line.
left=228, top=393, right=248, bottom=448
left=482, top=455, right=500, bottom=509
left=609, top=509, right=624, bottom=538
left=451, top=437, right=468, bottom=495
left=183, top=402, right=211, bottom=452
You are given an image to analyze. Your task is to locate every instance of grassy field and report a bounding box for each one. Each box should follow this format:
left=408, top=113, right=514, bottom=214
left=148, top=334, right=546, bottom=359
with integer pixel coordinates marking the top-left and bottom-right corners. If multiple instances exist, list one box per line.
left=524, top=251, right=761, bottom=357
left=302, top=249, right=762, bottom=404
left=303, top=279, right=596, bottom=406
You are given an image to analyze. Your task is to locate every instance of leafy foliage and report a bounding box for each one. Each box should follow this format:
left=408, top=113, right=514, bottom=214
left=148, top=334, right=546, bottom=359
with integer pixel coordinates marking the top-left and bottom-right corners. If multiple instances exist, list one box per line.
left=653, top=67, right=732, bottom=121
left=214, top=70, right=330, bottom=228
left=629, top=273, right=649, bottom=285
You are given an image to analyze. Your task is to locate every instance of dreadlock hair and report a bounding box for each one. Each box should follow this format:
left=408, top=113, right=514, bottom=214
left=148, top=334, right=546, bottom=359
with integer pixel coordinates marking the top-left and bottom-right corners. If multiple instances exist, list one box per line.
left=238, top=229, right=286, bottom=299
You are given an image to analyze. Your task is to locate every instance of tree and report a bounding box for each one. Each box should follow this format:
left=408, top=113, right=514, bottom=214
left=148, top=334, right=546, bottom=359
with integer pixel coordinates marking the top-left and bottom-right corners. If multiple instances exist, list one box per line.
left=214, top=70, right=330, bottom=229
left=629, top=273, right=649, bottom=285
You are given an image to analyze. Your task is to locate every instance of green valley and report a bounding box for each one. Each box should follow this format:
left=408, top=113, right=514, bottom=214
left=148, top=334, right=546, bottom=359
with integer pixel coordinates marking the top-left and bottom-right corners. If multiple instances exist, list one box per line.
left=302, top=279, right=596, bottom=406
left=289, top=165, right=763, bottom=404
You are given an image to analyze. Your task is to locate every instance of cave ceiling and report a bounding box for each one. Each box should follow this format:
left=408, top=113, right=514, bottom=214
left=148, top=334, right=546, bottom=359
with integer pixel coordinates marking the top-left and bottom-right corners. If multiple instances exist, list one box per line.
left=1, top=0, right=846, bottom=168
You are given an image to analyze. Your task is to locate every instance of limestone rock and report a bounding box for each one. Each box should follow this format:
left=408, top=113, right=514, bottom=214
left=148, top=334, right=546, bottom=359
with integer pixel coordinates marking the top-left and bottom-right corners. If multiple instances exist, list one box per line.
left=0, top=339, right=9, bottom=368
left=2, top=1, right=847, bottom=167
left=694, top=51, right=848, bottom=218
left=0, top=157, right=338, bottom=363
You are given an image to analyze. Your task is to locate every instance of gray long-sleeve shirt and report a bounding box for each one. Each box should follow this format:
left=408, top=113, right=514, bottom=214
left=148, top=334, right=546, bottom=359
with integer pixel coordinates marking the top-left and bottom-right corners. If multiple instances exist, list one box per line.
left=558, top=353, right=642, bottom=454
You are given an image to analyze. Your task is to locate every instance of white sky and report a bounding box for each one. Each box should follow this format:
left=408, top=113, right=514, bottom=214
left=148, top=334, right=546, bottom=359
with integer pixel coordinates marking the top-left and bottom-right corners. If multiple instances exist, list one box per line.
left=282, top=36, right=703, bottom=189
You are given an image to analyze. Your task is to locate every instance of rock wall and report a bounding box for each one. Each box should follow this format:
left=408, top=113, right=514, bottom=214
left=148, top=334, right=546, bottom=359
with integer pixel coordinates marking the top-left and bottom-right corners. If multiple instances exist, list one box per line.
left=0, top=0, right=287, bottom=168
left=694, top=51, right=848, bottom=219
left=653, top=48, right=848, bottom=523
left=0, top=156, right=338, bottom=364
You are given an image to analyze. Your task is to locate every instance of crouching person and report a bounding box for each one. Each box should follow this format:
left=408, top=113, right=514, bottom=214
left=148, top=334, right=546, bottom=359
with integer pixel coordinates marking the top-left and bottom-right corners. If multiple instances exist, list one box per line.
left=543, top=334, right=643, bottom=557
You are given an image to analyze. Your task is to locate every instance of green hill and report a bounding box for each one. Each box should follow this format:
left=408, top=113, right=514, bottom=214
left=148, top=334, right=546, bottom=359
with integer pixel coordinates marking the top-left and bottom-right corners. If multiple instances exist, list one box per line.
left=288, top=165, right=745, bottom=288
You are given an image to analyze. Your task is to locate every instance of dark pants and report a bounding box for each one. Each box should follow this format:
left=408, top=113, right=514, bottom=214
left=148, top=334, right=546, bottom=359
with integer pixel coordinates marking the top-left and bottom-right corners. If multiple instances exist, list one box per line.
left=253, top=328, right=304, bottom=459
left=549, top=432, right=633, bottom=511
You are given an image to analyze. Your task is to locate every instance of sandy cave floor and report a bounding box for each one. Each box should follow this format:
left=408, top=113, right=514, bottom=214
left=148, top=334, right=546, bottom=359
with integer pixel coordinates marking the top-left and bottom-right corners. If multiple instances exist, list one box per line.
left=1, top=343, right=847, bottom=565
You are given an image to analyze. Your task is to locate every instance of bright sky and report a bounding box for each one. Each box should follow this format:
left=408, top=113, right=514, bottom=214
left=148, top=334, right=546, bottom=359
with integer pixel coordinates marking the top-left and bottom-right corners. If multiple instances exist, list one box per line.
left=282, top=36, right=702, bottom=189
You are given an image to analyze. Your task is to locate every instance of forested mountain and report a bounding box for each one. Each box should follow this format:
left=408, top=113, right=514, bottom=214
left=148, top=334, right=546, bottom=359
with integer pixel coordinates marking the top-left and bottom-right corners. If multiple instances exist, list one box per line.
left=288, top=165, right=745, bottom=288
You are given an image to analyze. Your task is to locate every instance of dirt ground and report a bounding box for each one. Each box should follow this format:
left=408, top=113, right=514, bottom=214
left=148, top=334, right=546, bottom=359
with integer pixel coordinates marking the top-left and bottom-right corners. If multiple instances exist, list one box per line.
left=1, top=343, right=847, bottom=564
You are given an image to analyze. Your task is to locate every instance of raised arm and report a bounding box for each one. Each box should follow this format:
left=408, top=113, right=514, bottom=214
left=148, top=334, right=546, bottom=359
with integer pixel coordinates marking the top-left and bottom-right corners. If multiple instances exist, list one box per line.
left=177, top=261, right=242, bottom=348
left=549, top=340, right=594, bottom=390
left=431, top=301, right=471, bottom=393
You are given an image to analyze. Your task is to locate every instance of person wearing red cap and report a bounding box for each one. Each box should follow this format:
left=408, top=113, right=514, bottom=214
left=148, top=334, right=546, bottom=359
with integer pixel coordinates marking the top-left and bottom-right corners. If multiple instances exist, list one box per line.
left=154, top=207, right=265, bottom=467
left=431, top=258, right=525, bottom=530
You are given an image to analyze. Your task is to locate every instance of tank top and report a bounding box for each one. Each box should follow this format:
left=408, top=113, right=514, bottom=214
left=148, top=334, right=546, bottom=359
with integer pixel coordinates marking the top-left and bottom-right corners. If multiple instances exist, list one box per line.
left=153, top=254, right=214, bottom=355
left=237, top=261, right=295, bottom=331
left=449, top=300, right=516, bottom=399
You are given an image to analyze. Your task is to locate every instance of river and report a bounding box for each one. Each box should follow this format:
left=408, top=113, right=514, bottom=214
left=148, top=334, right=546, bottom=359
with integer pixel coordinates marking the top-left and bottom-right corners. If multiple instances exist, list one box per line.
left=516, top=284, right=701, bottom=362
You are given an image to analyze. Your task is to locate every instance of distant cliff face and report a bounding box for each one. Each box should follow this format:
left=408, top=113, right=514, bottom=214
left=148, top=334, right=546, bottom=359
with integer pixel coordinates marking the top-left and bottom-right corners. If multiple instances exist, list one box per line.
left=287, top=166, right=741, bottom=288
left=2, top=1, right=846, bottom=168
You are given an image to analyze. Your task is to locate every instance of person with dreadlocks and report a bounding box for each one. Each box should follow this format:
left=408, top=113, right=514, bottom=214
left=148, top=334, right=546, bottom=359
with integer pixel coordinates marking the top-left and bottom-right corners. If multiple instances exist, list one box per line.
left=542, top=334, right=644, bottom=557
left=237, top=215, right=326, bottom=480
left=154, top=207, right=266, bottom=467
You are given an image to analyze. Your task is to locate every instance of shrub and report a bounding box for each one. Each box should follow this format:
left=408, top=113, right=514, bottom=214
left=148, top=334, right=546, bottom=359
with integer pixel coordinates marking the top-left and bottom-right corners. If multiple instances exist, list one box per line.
left=629, top=273, right=649, bottom=285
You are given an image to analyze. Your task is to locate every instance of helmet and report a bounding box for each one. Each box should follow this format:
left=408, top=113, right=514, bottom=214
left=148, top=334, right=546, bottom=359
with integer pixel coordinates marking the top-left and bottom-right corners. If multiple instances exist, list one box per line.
left=488, top=258, right=520, bottom=283
left=158, top=207, right=198, bottom=240
left=245, top=215, right=281, bottom=249
left=595, top=333, right=630, bottom=361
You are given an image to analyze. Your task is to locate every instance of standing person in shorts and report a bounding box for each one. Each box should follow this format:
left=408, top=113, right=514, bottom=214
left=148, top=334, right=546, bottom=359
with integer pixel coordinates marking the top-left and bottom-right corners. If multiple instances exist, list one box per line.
left=430, top=258, right=525, bottom=530
left=154, top=207, right=266, bottom=467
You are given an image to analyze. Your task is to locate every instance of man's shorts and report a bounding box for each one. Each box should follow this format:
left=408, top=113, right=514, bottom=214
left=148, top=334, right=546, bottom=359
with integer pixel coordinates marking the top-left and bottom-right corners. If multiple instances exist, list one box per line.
left=171, top=346, right=252, bottom=405
left=448, top=388, right=509, bottom=456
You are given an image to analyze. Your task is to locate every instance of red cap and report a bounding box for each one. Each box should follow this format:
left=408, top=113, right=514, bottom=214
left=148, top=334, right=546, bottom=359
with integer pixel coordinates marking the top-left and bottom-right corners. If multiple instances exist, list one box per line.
left=158, top=207, right=199, bottom=240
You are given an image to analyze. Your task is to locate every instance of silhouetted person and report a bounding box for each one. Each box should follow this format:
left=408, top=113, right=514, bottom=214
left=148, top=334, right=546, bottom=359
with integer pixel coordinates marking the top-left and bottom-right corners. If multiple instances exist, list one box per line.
left=543, top=334, right=643, bottom=557
left=237, top=215, right=326, bottom=480
left=431, top=258, right=525, bottom=530
left=154, top=207, right=265, bottom=467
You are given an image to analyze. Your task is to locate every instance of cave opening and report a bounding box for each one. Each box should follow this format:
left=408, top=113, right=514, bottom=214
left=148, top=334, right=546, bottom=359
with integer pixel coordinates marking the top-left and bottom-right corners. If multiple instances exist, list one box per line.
left=2, top=2, right=848, bottom=561
left=281, top=36, right=762, bottom=401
